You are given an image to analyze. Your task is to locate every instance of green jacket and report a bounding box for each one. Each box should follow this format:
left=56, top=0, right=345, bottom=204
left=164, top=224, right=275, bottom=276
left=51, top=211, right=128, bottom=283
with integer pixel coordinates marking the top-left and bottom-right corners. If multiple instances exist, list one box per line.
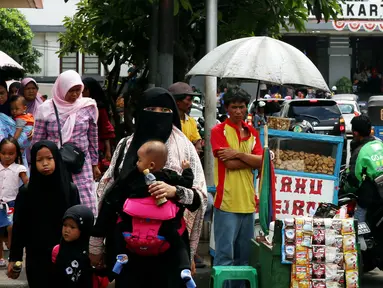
left=345, top=137, right=383, bottom=192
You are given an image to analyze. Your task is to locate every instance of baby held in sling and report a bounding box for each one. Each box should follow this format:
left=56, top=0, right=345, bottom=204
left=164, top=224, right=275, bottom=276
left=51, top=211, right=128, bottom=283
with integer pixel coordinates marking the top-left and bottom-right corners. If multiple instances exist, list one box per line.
left=117, top=140, right=196, bottom=287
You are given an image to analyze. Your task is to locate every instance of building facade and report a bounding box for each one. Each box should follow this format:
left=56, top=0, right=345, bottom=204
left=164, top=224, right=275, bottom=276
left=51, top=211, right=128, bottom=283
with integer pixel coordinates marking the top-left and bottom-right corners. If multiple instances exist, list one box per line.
left=19, top=0, right=129, bottom=83
left=282, top=0, right=383, bottom=87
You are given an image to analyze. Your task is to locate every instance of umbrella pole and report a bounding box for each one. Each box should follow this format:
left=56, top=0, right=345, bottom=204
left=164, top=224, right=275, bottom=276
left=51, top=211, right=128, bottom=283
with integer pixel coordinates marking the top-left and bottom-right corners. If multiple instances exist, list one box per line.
left=264, top=124, right=268, bottom=148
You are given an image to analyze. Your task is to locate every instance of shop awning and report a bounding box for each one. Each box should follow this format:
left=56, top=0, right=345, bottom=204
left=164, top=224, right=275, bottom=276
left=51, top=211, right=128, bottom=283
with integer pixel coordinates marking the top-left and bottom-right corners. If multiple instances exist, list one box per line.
left=0, top=0, right=43, bottom=8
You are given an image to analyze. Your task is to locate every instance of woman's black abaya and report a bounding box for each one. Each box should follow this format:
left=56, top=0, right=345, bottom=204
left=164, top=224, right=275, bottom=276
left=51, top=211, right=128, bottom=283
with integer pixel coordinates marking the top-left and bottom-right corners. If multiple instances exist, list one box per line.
left=9, top=141, right=80, bottom=287
left=94, top=88, right=198, bottom=287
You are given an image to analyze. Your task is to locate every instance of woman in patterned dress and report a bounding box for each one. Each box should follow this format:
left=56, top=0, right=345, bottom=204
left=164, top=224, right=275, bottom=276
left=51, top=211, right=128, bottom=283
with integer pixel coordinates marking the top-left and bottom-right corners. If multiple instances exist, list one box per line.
left=32, top=70, right=101, bottom=215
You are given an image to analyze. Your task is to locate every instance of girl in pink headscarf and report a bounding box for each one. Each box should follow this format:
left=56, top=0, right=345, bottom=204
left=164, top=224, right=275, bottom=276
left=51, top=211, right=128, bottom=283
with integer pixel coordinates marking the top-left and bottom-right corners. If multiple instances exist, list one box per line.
left=18, top=78, right=43, bottom=116
left=32, top=70, right=101, bottom=215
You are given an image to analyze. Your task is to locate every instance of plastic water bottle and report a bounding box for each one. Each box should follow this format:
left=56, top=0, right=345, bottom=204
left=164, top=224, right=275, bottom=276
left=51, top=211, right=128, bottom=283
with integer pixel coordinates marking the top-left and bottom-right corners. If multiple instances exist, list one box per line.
left=181, top=269, right=196, bottom=288
left=112, top=254, right=128, bottom=275
left=143, top=169, right=167, bottom=206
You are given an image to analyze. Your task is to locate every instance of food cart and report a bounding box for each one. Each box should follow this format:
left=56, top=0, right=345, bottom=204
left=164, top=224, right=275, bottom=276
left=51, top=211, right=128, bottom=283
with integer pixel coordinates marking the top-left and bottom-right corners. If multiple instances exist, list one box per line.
left=209, top=126, right=344, bottom=259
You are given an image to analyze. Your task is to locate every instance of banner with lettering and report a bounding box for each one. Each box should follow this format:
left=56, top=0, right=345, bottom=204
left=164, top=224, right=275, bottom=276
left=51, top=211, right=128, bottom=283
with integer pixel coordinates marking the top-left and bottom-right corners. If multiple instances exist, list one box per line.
left=275, top=174, right=335, bottom=219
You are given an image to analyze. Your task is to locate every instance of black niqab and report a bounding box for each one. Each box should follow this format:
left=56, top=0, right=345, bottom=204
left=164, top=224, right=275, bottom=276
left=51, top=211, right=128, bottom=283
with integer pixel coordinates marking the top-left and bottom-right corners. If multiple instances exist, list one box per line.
left=119, top=87, right=181, bottom=180
left=55, top=205, right=94, bottom=288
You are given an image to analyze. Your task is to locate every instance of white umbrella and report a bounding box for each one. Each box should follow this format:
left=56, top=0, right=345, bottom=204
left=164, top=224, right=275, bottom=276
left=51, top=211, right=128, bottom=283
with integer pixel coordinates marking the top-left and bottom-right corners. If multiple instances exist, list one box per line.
left=187, top=36, right=329, bottom=92
left=0, top=51, right=24, bottom=79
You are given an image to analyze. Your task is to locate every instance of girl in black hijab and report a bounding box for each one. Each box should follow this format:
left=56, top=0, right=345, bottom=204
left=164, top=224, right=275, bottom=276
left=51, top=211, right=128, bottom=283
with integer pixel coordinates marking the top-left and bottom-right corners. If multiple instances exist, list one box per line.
left=8, top=140, right=80, bottom=288
left=52, top=205, right=94, bottom=288
left=92, top=87, right=202, bottom=288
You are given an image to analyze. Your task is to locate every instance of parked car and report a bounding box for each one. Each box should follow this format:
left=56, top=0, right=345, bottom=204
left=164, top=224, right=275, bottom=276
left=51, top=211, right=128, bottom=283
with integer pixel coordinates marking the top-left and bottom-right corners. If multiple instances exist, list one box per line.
left=336, top=100, right=361, bottom=137
left=279, top=98, right=347, bottom=164
left=332, top=94, right=359, bottom=102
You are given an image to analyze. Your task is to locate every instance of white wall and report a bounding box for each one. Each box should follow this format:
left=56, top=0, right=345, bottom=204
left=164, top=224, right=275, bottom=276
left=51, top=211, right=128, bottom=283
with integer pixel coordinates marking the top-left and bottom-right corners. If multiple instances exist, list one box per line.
left=32, top=32, right=61, bottom=77
left=19, top=0, right=80, bottom=25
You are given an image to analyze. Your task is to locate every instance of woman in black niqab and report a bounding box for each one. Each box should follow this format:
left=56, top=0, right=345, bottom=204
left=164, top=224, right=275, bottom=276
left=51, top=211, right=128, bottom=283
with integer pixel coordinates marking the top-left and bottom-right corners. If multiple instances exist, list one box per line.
left=93, top=88, right=190, bottom=287
left=119, top=87, right=181, bottom=180
left=9, top=140, right=80, bottom=288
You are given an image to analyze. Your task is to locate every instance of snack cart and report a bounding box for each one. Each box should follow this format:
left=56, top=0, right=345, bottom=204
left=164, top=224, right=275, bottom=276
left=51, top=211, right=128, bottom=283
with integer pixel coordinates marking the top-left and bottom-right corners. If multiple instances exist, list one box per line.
left=209, top=126, right=344, bottom=258
left=258, top=127, right=344, bottom=219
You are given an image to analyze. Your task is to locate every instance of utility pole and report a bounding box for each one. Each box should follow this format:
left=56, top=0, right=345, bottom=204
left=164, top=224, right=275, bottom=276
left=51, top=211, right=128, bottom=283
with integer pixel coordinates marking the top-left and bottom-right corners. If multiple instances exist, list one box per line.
left=158, top=0, right=174, bottom=88
left=204, top=0, right=218, bottom=186
left=148, top=1, right=159, bottom=88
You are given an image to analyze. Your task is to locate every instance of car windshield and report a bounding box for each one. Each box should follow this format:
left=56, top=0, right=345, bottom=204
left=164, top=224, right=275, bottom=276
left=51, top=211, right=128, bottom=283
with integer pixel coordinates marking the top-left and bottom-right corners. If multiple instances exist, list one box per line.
left=289, top=102, right=341, bottom=120
left=338, top=104, right=354, bottom=114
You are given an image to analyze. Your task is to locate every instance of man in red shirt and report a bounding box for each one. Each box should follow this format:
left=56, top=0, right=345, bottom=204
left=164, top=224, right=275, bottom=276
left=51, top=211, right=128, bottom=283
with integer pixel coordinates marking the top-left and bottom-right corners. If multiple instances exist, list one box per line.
left=210, top=87, right=263, bottom=287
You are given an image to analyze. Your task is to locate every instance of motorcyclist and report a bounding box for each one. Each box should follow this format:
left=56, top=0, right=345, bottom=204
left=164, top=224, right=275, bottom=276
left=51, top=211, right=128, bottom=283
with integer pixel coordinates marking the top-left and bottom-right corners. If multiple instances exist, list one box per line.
left=344, top=115, right=383, bottom=222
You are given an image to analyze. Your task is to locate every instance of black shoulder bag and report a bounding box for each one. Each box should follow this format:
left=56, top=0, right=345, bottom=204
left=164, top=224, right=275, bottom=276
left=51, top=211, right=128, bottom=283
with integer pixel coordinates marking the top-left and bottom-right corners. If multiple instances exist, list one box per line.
left=53, top=100, right=85, bottom=174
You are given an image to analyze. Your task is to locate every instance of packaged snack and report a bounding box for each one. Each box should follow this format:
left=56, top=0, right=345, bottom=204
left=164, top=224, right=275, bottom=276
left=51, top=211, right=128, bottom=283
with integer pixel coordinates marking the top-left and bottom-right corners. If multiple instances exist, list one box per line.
left=303, top=218, right=313, bottom=233
left=297, top=281, right=310, bottom=288
left=325, top=247, right=338, bottom=263
left=312, top=263, right=326, bottom=279
left=302, top=234, right=312, bottom=248
left=343, top=235, right=357, bottom=253
left=313, top=218, right=324, bottom=228
left=331, top=219, right=342, bottom=234
left=344, top=252, right=358, bottom=270
left=313, top=228, right=325, bottom=245
left=325, top=263, right=339, bottom=280
left=325, top=229, right=336, bottom=246
left=345, top=270, right=359, bottom=288
left=296, top=218, right=304, bottom=230
left=334, top=253, right=344, bottom=270
left=296, top=250, right=309, bottom=265
left=312, top=279, right=326, bottom=288
left=312, top=245, right=326, bottom=263
left=324, top=218, right=333, bottom=229
left=285, top=218, right=295, bottom=228
left=286, top=229, right=296, bottom=243
left=326, top=281, right=341, bottom=288
left=296, top=266, right=309, bottom=280
left=335, top=236, right=344, bottom=252
left=290, top=279, right=299, bottom=288
left=285, top=245, right=295, bottom=262
left=296, top=231, right=303, bottom=245
left=342, top=219, right=355, bottom=235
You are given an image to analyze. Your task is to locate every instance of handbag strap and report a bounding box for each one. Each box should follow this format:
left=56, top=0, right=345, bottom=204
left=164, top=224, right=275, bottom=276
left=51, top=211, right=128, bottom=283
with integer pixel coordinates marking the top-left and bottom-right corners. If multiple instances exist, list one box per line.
left=52, top=100, right=63, bottom=147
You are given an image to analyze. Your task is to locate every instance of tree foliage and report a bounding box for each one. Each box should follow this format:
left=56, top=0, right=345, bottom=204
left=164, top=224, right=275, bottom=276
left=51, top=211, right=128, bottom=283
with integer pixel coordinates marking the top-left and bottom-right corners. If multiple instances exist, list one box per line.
left=0, top=9, right=42, bottom=75
left=60, top=0, right=341, bottom=136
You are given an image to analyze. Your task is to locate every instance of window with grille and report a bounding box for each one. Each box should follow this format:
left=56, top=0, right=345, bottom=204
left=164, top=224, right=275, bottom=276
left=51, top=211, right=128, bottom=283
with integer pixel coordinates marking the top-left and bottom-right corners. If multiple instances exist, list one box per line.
left=83, top=54, right=100, bottom=75
left=60, top=52, right=79, bottom=73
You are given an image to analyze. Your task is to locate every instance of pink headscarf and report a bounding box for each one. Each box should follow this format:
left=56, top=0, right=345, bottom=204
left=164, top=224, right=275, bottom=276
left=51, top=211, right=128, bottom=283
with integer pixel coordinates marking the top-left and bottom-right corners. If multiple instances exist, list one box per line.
left=19, top=78, right=43, bottom=116
left=35, top=70, right=98, bottom=144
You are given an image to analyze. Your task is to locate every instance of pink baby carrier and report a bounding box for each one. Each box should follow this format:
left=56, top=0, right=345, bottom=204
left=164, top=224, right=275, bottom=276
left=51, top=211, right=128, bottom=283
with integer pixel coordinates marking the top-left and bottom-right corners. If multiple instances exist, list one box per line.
left=119, top=197, right=186, bottom=256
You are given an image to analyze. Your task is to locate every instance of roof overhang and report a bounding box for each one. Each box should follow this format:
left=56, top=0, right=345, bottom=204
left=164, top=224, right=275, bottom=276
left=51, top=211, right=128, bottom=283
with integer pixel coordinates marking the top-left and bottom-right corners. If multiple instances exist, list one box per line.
left=0, top=0, right=43, bottom=8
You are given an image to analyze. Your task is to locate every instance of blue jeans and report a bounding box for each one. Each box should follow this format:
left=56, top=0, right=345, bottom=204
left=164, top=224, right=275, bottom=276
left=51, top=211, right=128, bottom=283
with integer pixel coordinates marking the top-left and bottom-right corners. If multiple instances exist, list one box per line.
left=213, top=208, right=255, bottom=288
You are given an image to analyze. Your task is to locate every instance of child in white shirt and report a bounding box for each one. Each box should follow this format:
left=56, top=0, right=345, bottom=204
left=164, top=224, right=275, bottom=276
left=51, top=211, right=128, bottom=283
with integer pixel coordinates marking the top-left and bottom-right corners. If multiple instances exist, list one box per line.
left=0, top=137, right=28, bottom=266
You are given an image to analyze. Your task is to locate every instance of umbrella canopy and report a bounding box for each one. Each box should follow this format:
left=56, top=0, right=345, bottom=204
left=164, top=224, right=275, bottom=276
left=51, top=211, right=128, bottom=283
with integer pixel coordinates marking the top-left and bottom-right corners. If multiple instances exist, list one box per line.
left=187, top=36, right=330, bottom=92
left=0, top=51, right=24, bottom=80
